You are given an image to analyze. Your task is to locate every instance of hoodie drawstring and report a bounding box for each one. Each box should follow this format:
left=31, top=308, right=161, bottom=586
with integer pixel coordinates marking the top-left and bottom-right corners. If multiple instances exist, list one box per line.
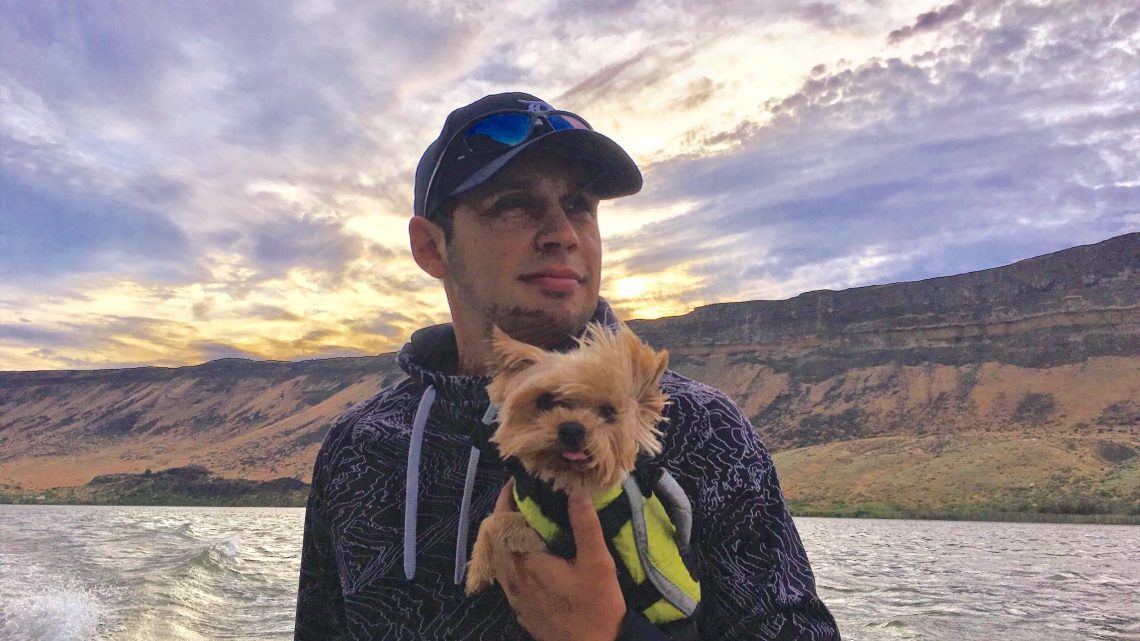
left=451, top=403, right=497, bottom=583
left=451, top=403, right=500, bottom=584
left=405, top=390, right=497, bottom=585
left=453, top=446, right=481, bottom=585
left=404, top=385, right=436, bottom=580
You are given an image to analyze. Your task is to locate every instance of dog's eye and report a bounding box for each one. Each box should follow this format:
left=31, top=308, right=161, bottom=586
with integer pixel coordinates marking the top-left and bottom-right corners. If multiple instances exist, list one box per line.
left=536, top=393, right=558, bottom=411
left=599, top=404, right=617, bottom=423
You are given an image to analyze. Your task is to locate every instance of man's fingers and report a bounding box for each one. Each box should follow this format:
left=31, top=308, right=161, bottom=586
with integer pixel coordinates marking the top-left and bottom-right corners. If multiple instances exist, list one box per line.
left=493, top=479, right=516, bottom=514
left=566, top=492, right=612, bottom=568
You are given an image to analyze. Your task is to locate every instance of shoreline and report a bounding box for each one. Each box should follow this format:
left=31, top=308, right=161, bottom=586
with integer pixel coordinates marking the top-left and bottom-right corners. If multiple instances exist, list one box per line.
left=789, top=507, right=1139, bottom=525
left=3, top=495, right=1135, bottom=525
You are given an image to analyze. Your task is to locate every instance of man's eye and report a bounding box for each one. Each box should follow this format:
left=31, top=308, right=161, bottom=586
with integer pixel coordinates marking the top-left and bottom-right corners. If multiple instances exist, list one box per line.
left=487, top=194, right=535, bottom=216
left=564, top=196, right=594, bottom=215
left=599, top=404, right=617, bottom=423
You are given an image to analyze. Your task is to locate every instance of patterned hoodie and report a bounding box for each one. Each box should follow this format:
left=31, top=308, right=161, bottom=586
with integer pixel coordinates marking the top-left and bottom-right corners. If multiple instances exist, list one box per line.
left=294, top=301, right=841, bottom=640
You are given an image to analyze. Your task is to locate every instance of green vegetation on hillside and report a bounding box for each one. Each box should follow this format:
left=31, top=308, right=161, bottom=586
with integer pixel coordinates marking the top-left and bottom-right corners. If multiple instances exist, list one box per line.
left=0, top=465, right=309, bottom=507
left=773, top=434, right=1140, bottom=524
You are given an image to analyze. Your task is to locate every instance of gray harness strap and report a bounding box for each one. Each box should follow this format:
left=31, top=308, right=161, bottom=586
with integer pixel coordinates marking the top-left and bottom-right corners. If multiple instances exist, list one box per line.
left=653, top=470, right=693, bottom=553
left=622, top=475, right=699, bottom=617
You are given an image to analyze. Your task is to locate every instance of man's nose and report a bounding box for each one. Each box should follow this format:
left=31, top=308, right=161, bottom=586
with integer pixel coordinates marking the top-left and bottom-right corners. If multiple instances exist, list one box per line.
left=534, top=204, right=580, bottom=253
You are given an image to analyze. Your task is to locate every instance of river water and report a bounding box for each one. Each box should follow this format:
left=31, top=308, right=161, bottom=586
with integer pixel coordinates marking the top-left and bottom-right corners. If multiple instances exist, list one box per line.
left=0, top=505, right=1135, bottom=640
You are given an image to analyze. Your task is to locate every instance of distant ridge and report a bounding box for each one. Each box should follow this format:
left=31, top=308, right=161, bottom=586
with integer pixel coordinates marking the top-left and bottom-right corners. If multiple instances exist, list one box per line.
left=3, top=233, right=1137, bottom=518
left=630, top=232, right=1137, bottom=347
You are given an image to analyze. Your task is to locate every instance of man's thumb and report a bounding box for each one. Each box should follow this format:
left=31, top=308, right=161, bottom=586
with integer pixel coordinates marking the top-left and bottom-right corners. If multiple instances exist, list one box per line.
left=568, top=493, right=610, bottom=565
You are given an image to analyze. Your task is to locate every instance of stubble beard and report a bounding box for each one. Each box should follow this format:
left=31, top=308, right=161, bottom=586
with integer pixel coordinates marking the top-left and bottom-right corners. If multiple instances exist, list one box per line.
left=447, top=241, right=596, bottom=350
left=483, top=302, right=595, bottom=350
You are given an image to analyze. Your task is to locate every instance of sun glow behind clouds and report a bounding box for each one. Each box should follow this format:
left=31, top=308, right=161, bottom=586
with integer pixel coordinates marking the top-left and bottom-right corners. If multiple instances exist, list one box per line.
left=2, top=0, right=1137, bottom=370
left=0, top=251, right=447, bottom=370
left=569, top=20, right=900, bottom=166
left=602, top=260, right=710, bottom=323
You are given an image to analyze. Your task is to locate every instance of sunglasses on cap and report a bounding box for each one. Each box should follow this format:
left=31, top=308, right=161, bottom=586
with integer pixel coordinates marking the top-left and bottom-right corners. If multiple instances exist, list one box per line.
left=423, top=109, right=594, bottom=219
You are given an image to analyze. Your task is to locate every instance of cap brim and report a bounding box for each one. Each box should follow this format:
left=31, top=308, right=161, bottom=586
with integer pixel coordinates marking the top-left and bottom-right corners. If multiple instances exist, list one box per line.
left=449, top=128, right=642, bottom=200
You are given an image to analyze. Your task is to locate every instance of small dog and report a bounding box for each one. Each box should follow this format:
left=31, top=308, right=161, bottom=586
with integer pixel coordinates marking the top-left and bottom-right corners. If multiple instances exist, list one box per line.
left=465, top=322, right=700, bottom=632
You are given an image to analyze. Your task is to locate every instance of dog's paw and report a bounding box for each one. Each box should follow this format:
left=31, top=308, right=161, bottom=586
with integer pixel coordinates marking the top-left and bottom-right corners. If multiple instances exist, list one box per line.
left=499, top=515, right=547, bottom=554
left=464, top=513, right=549, bottom=596
left=464, top=557, right=494, bottom=595
left=465, top=515, right=509, bottom=595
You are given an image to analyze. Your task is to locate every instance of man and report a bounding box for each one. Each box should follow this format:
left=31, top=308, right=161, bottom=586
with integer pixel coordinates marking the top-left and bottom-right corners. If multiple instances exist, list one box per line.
left=294, top=92, right=840, bottom=640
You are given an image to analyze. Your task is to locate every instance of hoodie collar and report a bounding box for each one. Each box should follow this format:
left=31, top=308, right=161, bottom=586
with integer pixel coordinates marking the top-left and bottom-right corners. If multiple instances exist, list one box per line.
left=397, top=299, right=621, bottom=424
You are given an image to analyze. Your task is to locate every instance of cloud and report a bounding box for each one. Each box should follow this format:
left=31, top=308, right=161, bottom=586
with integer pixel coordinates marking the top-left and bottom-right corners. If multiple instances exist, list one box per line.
left=247, top=305, right=302, bottom=322
left=192, top=299, right=214, bottom=321
left=344, top=310, right=418, bottom=339
left=0, top=314, right=202, bottom=369
left=248, top=214, right=367, bottom=279
left=888, top=0, right=973, bottom=43
left=0, top=172, right=192, bottom=280
left=555, top=40, right=704, bottom=111
left=190, top=341, right=265, bottom=363
left=3, top=0, right=1138, bottom=370
left=0, top=323, right=73, bottom=347
left=611, top=0, right=1140, bottom=305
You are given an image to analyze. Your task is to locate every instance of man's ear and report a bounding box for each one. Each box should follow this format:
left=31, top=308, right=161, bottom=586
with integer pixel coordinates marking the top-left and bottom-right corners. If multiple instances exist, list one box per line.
left=409, top=216, right=449, bottom=279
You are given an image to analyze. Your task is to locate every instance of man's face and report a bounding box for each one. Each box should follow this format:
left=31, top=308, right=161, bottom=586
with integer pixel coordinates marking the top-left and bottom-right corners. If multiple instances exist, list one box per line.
left=441, top=151, right=603, bottom=348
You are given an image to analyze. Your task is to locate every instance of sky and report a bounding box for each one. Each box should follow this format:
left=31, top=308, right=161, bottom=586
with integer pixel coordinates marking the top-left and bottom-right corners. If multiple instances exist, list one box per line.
left=1, top=0, right=1137, bottom=371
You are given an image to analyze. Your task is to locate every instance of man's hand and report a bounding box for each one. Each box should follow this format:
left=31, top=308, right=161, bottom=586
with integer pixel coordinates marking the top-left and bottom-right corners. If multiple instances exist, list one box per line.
left=491, top=482, right=627, bottom=641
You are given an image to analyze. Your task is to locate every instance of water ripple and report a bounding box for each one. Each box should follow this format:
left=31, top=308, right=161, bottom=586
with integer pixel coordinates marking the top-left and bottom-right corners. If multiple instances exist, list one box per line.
left=1, top=507, right=1136, bottom=640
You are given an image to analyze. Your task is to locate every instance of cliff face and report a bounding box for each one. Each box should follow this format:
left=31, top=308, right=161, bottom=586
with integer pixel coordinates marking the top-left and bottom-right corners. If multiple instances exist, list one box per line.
left=632, top=232, right=1136, bottom=350
left=630, top=233, right=1139, bottom=451
left=0, top=355, right=404, bottom=487
left=2, top=234, right=1138, bottom=514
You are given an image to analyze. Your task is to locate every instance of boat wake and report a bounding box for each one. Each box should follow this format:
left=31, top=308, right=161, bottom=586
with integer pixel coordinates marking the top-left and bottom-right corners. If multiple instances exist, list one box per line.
left=0, top=581, right=114, bottom=641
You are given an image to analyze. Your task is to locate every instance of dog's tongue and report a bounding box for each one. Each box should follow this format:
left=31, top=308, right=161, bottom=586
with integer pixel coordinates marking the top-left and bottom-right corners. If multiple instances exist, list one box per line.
left=561, top=450, right=589, bottom=462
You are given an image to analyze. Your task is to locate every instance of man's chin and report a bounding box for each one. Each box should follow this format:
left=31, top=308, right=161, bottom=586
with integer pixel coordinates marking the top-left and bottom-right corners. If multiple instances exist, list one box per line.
left=487, top=300, right=597, bottom=349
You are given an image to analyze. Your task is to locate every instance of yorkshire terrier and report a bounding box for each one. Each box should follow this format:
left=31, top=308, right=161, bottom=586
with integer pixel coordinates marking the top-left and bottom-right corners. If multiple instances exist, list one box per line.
left=466, top=322, right=700, bottom=633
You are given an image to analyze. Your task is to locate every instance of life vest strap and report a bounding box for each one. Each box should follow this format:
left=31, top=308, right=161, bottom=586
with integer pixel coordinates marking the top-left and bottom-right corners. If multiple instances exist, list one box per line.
left=597, top=489, right=632, bottom=540
left=621, top=476, right=700, bottom=618
left=604, top=533, right=661, bottom=613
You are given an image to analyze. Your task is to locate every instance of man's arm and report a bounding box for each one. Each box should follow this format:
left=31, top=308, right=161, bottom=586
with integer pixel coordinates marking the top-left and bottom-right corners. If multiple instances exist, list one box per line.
left=679, top=388, right=841, bottom=640
left=294, top=448, right=347, bottom=640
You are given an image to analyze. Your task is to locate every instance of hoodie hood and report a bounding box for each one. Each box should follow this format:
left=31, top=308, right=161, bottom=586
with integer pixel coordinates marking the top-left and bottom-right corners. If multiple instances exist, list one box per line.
left=396, top=299, right=622, bottom=425
left=395, top=298, right=622, bottom=584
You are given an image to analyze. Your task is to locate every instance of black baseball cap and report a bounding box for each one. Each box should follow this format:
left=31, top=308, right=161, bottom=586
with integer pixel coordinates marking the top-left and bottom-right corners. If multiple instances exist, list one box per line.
left=413, top=92, right=642, bottom=220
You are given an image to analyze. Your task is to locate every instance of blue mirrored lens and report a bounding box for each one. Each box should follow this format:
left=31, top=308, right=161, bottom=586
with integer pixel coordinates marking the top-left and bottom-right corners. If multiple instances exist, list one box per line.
left=465, top=113, right=532, bottom=152
left=547, top=114, right=590, bottom=131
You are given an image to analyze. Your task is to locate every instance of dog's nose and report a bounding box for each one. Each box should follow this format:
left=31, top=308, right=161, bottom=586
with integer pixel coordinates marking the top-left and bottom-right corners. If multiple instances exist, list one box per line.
left=557, top=422, right=586, bottom=449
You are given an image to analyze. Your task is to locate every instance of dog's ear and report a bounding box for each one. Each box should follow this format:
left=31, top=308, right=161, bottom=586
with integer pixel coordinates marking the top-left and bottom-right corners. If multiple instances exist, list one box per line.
left=620, top=324, right=669, bottom=413
left=618, top=324, right=668, bottom=456
left=487, top=327, right=547, bottom=406
left=489, top=326, right=545, bottom=376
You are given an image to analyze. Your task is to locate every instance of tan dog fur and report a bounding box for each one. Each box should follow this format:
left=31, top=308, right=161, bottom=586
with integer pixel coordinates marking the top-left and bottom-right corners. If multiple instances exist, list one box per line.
left=465, top=322, right=669, bottom=595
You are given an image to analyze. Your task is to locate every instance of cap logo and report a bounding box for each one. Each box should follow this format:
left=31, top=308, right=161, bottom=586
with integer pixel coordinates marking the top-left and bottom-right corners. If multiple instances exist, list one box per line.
left=518, top=99, right=555, bottom=113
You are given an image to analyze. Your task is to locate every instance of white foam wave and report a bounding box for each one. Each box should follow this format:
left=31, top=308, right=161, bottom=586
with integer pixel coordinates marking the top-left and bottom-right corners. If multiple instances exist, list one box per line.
left=214, top=537, right=240, bottom=559
left=0, top=587, right=107, bottom=641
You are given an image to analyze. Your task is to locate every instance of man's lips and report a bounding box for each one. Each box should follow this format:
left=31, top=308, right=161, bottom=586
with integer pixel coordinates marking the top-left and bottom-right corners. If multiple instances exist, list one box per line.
left=519, top=269, right=585, bottom=293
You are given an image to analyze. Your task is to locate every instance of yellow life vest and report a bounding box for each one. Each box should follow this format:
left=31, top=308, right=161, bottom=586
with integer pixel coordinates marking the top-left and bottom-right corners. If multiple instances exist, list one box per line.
left=512, top=470, right=701, bottom=626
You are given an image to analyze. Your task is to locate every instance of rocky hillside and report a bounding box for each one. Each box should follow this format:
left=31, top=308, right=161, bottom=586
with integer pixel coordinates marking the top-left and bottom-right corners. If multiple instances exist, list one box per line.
left=2, top=234, right=1138, bottom=516
left=631, top=232, right=1137, bottom=443
left=0, top=355, right=404, bottom=488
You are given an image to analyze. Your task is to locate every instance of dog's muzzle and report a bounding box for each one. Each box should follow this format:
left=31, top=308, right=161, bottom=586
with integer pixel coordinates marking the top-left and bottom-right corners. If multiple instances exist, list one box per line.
left=557, top=422, right=586, bottom=450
